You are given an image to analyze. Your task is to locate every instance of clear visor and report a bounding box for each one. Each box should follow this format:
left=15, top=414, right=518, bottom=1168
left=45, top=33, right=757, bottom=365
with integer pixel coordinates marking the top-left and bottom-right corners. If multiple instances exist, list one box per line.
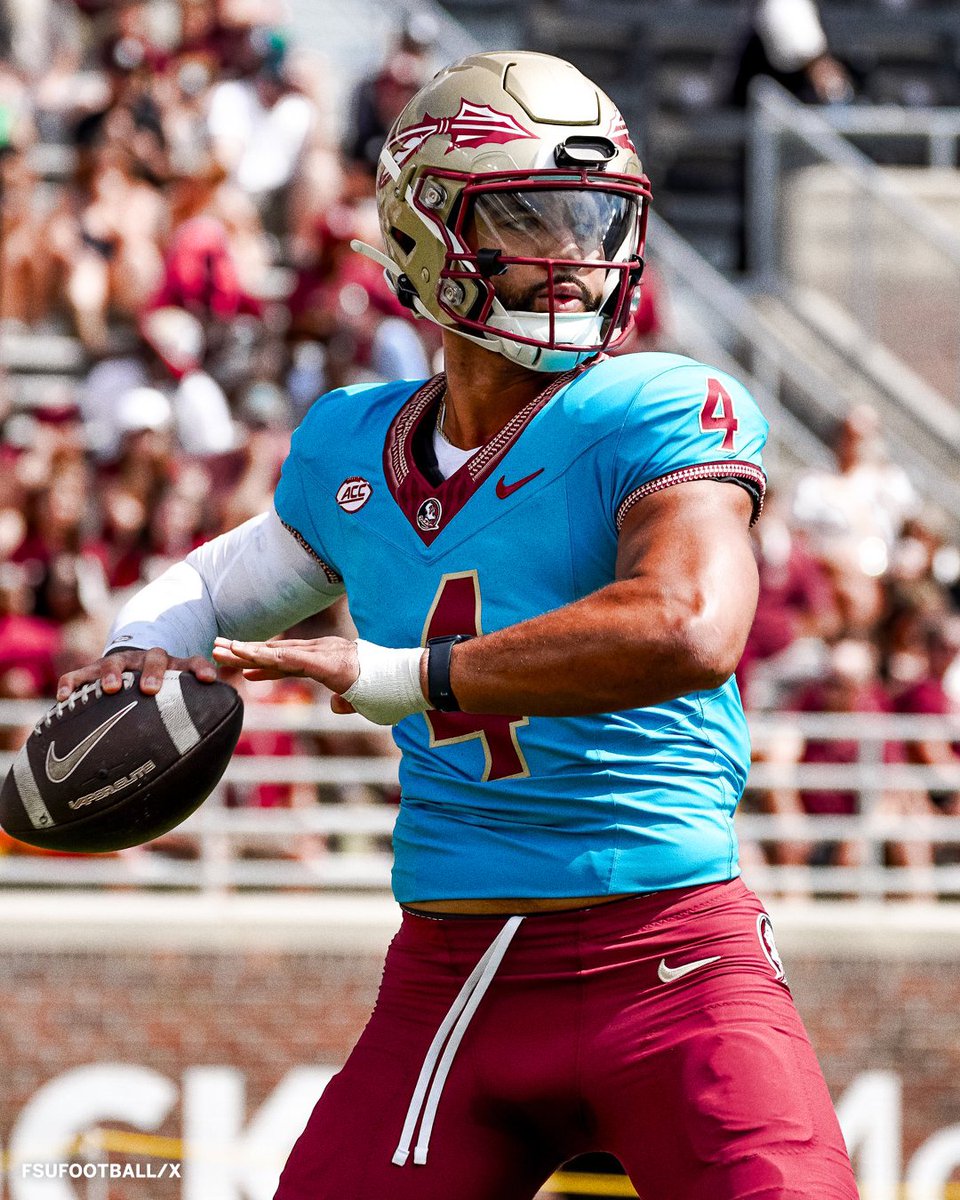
left=467, top=188, right=638, bottom=262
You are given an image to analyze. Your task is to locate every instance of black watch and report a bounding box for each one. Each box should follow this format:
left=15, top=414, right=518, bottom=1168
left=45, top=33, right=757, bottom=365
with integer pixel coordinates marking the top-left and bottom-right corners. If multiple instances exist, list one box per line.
left=426, top=634, right=474, bottom=712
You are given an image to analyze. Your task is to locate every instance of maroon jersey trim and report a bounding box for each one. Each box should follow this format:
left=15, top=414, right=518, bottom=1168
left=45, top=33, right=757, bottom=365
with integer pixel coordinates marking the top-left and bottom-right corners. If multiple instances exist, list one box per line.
left=615, top=460, right=767, bottom=531
left=280, top=519, right=344, bottom=584
left=383, top=367, right=583, bottom=546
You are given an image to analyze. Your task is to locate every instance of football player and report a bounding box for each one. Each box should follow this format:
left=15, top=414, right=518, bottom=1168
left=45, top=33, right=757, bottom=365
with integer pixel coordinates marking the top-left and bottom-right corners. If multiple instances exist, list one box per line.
left=58, top=52, right=859, bottom=1200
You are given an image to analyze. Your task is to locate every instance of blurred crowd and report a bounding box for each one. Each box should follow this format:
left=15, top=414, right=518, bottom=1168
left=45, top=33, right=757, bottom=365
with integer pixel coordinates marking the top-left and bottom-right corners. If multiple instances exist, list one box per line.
left=0, top=0, right=446, bottom=861
left=743, top=404, right=960, bottom=889
left=0, top=0, right=958, bottom=887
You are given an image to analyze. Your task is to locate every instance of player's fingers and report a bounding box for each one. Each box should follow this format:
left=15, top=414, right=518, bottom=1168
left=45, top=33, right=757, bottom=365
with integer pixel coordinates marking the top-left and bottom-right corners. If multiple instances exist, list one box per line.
left=330, top=694, right=357, bottom=715
left=176, top=655, right=218, bottom=683
left=216, top=639, right=309, bottom=677
left=139, top=647, right=171, bottom=694
left=100, top=651, right=146, bottom=693
left=56, top=662, right=111, bottom=701
left=211, top=642, right=247, bottom=668
left=241, top=668, right=285, bottom=681
left=212, top=637, right=265, bottom=665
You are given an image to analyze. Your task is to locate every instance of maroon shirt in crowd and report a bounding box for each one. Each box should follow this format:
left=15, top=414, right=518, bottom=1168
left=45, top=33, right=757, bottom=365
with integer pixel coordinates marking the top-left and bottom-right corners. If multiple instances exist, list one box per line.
left=790, top=680, right=904, bottom=815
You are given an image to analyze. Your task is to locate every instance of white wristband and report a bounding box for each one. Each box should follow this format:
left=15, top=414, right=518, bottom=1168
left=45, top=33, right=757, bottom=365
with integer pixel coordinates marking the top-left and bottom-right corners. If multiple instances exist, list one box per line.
left=341, top=640, right=429, bottom=726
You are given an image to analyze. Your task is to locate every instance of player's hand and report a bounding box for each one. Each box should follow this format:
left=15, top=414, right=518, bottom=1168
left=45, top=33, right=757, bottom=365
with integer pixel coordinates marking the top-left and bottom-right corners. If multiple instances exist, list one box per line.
left=56, top=648, right=218, bottom=701
left=211, top=636, right=360, bottom=698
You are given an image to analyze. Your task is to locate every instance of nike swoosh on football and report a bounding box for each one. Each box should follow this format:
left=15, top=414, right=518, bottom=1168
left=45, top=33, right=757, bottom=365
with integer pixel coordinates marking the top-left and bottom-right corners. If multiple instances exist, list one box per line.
left=657, top=955, right=722, bottom=984
left=495, top=469, right=545, bottom=500
left=45, top=700, right=139, bottom=784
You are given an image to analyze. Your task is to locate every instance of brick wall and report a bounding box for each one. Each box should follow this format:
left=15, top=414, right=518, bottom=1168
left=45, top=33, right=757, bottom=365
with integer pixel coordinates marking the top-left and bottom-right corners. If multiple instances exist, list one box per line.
left=0, top=946, right=383, bottom=1200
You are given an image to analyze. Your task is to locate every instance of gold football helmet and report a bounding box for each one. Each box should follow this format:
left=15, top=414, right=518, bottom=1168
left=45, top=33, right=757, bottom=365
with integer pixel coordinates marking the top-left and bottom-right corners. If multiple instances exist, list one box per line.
left=353, top=51, right=652, bottom=372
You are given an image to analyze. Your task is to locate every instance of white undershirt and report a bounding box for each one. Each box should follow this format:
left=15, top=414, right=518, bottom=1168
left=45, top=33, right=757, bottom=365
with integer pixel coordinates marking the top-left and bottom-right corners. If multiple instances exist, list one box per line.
left=433, top=426, right=478, bottom=479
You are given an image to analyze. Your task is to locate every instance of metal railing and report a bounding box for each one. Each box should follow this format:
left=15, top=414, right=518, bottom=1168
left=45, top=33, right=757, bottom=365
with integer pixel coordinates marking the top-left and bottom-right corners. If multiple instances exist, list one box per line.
left=653, top=215, right=833, bottom=481
left=747, top=81, right=960, bottom=409
left=745, top=711, right=960, bottom=899
left=655, top=212, right=960, bottom=530
left=4, top=700, right=960, bottom=897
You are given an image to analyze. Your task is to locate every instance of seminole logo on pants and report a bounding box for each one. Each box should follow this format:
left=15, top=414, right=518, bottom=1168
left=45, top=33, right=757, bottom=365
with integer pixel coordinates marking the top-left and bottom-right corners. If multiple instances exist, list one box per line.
left=757, top=912, right=787, bottom=981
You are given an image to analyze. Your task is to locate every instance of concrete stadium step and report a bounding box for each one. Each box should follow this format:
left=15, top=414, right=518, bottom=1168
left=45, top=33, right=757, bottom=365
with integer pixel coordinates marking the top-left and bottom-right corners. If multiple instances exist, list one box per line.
left=754, top=290, right=960, bottom=526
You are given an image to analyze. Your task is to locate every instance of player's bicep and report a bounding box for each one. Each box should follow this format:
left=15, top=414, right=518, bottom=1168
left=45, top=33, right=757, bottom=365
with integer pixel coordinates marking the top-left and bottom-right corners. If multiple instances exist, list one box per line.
left=615, top=480, right=759, bottom=650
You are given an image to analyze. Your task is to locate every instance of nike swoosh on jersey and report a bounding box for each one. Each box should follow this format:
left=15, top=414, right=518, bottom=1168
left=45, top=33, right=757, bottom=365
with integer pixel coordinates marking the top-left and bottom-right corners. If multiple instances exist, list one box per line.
left=45, top=700, right=139, bottom=784
left=495, top=469, right=545, bottom=500
left=657, top=955, right=722, bottom=984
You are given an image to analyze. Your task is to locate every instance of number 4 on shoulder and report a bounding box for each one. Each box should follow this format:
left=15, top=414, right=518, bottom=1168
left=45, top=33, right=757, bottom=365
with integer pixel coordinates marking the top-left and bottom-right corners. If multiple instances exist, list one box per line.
left=699, top=378, right=739, bottom=451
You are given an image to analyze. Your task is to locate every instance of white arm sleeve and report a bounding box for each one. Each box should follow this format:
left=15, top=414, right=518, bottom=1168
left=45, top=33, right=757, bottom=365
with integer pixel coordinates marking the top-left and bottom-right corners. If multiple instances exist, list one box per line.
left=105, top=508, right=345, bottom=658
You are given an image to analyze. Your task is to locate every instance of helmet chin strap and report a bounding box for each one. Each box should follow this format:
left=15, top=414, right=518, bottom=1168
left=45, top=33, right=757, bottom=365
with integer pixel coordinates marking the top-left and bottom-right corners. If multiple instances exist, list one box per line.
left=350, top=239, right=597, bottom=372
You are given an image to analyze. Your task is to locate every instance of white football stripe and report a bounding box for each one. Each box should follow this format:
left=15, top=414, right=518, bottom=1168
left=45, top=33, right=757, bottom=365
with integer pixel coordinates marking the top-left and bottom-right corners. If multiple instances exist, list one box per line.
left=155, top=671, right=202, bottom=755
left=13, top=749, right=54, bottom=830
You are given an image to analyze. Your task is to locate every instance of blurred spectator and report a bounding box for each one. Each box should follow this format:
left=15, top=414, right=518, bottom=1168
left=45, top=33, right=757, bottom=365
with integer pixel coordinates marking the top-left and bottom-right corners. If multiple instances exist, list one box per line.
left=287, top=200, right=432, bottom=390
left=343, top=12, right=437, bottom=184
left=48, top=138, right=166, bottom=351
left=206, top=28, right=314, bottom=231
left=792, top=405, right=918, bottom=636
left=740, top=489, right=841, bottom=708
left=0, top=149, right=59, bottom=327
left=730, top=0, right=855, bottom=107
left=729, top=0, right=855, bottom=272
left=177, top=0, right=285, bottom=79
left=809, top=406, right=917, bottom=548
left=165, top=155, right=272, bottom=296
left=760, top=639, right=938, bottom=893
left=0, top=562, right=62, bottom=699
left=148, top=216, right=262, bottom=329
left=894, top=617, right=960, bottom=824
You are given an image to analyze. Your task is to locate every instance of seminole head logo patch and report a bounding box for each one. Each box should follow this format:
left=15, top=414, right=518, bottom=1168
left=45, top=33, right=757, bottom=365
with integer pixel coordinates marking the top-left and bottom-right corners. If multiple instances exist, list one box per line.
left=757, top=913, right=786, bottom=982
left=416, top=498, right=442, bottom=531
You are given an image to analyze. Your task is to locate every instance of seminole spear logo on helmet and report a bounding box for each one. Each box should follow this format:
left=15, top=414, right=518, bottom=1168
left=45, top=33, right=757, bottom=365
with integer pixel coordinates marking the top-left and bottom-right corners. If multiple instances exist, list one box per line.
left=386, top=100, right=536, bottom=173
left=608, top=114, right=636, bottom=154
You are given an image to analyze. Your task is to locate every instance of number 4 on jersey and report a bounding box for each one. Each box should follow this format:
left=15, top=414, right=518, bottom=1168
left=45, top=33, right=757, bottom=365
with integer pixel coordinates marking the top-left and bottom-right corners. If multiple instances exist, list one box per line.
left=699, top=379, right=739, bottom=451
left=422, top=571, right=529, bottom=782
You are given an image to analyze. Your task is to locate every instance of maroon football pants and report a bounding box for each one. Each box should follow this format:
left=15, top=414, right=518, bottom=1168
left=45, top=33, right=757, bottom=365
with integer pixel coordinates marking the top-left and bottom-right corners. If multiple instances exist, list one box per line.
left=275, top=879, right=859, bottom=1200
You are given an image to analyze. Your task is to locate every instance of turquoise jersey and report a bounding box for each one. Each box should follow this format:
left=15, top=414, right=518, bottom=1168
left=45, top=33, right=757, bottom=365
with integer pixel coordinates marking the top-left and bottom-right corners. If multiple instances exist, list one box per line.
left=273, top=353, right=768, bottom=903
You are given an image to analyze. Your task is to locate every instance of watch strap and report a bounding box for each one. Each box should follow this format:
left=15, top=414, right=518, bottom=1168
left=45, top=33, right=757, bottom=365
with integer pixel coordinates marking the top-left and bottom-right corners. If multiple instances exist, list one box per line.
left=426, top=634, right=474, bottom=712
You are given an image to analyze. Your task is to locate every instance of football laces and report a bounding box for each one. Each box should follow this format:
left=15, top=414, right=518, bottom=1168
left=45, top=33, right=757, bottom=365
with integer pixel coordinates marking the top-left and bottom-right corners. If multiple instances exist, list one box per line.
left=39, top=672, right=136, bottom=731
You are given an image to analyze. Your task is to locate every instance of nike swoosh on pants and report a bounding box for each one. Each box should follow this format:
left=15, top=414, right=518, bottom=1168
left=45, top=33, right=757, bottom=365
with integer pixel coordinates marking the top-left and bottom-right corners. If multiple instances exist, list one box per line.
left=657, top=955, right=722, bottom=984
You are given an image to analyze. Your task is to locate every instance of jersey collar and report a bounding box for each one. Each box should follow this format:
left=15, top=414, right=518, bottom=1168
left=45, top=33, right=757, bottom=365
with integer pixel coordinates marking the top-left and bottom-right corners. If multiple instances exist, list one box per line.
left=383, top=368, right=580, bottom=546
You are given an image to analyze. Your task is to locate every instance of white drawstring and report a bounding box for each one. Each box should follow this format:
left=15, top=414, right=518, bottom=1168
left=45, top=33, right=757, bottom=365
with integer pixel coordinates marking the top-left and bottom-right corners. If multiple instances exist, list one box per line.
left=392, top=914, right=524, bottom=1168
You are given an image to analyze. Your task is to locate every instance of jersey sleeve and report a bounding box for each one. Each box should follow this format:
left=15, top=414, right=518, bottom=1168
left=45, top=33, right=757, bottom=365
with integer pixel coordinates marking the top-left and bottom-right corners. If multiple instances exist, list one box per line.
left=611, top=362, right=769, bottom=531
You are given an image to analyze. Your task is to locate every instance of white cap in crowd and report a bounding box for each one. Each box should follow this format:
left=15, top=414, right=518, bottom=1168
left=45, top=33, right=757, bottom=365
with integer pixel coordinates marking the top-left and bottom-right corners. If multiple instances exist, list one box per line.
left=756, top=0, right=829, bottom=72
